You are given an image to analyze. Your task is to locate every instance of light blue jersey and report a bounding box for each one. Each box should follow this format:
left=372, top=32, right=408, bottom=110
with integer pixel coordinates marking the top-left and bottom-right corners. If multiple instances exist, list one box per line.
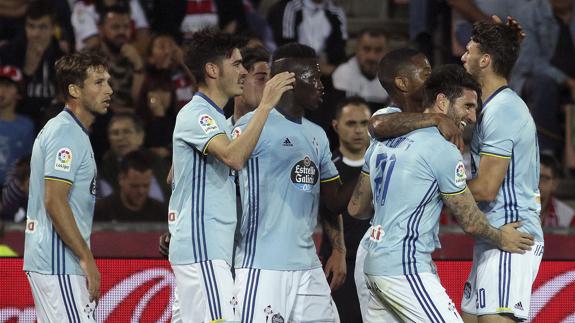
left=470, top=87, right=543, bottom=241
left=233, top=109, right=339, bottom=271
left=363, top=127, right=467, bottom=276
left=24, top=109, right=97, bottom=275
left=168, top=92, right=237, bottom=265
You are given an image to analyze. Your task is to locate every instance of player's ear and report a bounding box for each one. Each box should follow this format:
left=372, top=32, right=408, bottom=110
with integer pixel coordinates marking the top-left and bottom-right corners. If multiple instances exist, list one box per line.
left=480, top=53, right=490, bottom=69
left=68, top=83, right=81, bottom=99
left=332, top=119, right=339, bottom=133
left=394, top=76, right=408, bottom=93
left=436, top=93, right=448, bottom=113
left=205, top=62, right=219, bottom=80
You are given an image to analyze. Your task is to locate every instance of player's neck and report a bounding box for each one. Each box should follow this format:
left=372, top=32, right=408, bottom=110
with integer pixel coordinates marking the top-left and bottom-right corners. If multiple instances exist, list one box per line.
left=198, top=84, right=229, bottom=110
left=277, top=94, right=304, bottom=118
left=233, top=96, right=254, bottom=122
left=479, top=73, right=508, bottom=103
left=339, top=145, right=365, bottom=161
left=66, top=102, right=95, bottom=130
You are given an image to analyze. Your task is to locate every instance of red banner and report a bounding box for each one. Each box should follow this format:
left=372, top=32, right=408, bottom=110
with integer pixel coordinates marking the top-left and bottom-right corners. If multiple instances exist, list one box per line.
left=1, top=260, right=574, bottom=322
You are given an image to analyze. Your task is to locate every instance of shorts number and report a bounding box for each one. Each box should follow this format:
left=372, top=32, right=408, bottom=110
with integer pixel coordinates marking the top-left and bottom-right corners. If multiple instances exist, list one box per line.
left=476, top=288, right=486, bottom=309
left=373, top=153, right=396, bottom=206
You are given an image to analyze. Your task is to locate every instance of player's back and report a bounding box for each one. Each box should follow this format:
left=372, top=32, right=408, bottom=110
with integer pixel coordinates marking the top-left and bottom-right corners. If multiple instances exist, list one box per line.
left=363, top=127, right=466, bottom=276
left=168, top=93, right=237, bottom=266
left=24, top=109, right=96, bottom=275
left=470, top=87, right=543, bottom=241
left=233, top=109, right=339, bottom=271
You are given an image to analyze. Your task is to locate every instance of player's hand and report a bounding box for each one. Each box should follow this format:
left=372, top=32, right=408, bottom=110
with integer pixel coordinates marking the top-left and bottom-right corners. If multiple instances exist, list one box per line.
left=499, top=222, right=534, bottom=254
left=324, top=249, right=347, bottom=291
left=159, top=231, right=171, bottom=258
left=491, top=15, right=526, bottom=42
left=435, top=114, right=465, bottom=152
left=80, top=256, right=101, bottom=303
left=258, top=72, right=295, bottom=111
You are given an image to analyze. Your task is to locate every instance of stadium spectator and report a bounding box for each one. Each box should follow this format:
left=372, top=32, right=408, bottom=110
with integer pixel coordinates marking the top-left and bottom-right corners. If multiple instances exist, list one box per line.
left=99, top=113, right=170, bottom=202
left=95, top=150, right=165, bottom=222
left=539, top=154, right=575, bottom=228
left=267, top=0, right=348, bottom=76
left=0, top=155, right=30, bottom=223
left=511, top=0, right=575, bottom=157
left=0, top=0, right=29, bottom=45
left=0, top=0, right=65, bottom=127
left=319, top=96, right=371, bottom=322
left=332, top=29, right=389, bottom=109
left=0, top=66, right=33, bottom=188
left=71, top=0, right=150, bottom=53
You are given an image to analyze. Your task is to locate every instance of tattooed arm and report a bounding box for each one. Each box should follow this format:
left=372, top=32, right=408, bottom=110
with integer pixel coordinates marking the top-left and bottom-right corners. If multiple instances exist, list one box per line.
left=442, top=189, right=534, bottom=253
left=347, top=173, right=373, bottom=220
left=369, top=113, right=463, bottom=150
left=321, top=214, right=347, bottom=290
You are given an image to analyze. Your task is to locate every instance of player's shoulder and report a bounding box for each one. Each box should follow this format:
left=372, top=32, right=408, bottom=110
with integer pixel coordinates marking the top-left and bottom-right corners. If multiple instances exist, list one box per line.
left=412, top=127, right=459, bottom=155
left=372, top=106, right=401, bottom=117
left=485, top=88, right=529, bottom=118
left=302, top=117, right=329, bottom=138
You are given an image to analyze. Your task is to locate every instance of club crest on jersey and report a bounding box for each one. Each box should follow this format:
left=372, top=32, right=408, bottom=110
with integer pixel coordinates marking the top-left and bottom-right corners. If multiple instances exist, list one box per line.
left=231, top=127, right=242, bottom=139
left=198, top=114, right=219, bottom=134
left=291, top=155, right=318, bottom=192
left=54, top=147, right=72, bottom=172
left=455, top=161, right=466, bottom=186
left=271, top=313, right=285, bottom=323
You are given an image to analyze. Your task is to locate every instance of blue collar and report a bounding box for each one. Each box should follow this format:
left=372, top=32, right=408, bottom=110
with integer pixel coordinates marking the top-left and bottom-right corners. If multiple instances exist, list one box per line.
left=483, top=85, right=508, bottom=109
left=64, top=108, right=89, bottom=134
left=195, top=92, right=226, bottom=116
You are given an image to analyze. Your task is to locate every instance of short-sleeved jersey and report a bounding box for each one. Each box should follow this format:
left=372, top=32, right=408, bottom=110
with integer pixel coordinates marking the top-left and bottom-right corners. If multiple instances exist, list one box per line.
left=233, top=109, right=339, bottom=271
left=24, top=109, right=97, bottom=275
left=168, top=92, right=237, bottom=265
left=470, top=87, right=543, bottom=241
left=363, top=127, right=467, bottom=276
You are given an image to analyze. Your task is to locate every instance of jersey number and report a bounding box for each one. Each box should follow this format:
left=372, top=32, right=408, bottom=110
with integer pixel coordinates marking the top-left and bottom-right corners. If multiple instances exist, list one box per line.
left=373, top=153, right=396, bottom=206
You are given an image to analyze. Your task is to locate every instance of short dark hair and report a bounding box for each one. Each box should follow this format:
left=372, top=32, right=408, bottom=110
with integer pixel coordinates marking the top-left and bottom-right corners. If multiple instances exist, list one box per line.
left=471, top=21, right=520, bottom=79
left=334, top=96, right=369, bottom=120
left=55, top=51, right=109, bottom=101
left=26, top=0, right=56, bottom=22
left=540, top=154, right=560, bottom=178
left=119, top=150, right=153, bottom=174
left=183, top=28, right=245, bottom=85
left=108, top=112, right=144, bottom=133
left=241, top=46, right=270, bottom=72
left=378, top=48, right=424, bottom=97
left=422, top=64, right=482, bottom=109
left=97, top=4, right=131, bottom=25
left=271, top=43, right=317, bottom=75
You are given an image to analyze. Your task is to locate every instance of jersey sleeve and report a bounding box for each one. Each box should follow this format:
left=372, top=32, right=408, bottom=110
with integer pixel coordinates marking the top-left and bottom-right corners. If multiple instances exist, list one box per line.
left=430, top=143, right=467, bottom=196
left=318, top=132, right=340, bottom=183
left=43, top=126, right=86, bottom=185
left=479, top=109, right=516, bottom=159
left=176, top=106, right=227, bottom=155
left=362, top=141, right=376, bottom=176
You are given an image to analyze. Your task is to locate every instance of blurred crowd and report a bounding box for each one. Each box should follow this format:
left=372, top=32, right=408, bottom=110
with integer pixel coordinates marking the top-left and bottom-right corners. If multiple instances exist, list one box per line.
left=0, top=0, right=574, bottom=230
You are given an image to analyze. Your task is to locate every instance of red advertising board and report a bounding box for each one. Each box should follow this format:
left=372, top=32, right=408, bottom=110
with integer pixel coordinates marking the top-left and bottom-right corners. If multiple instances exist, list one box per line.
left=1, top=259, right=574, bottom=322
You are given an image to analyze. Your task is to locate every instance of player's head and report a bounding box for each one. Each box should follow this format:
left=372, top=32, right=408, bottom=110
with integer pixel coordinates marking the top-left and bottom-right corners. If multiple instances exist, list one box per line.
left=422, top=64, right=481, bottom=129
left=333, top=96, right=371, bottom=154
left=239, top=46, right=270, bottom=109
left=356, top=28, right=387, bottom=80
left=183, top=28, right=247, bottom=97
left=461, top=21, right=520, bottom=80
left=0, top=65, right=24, bottom=111
left=107, top=112, right=144, bottom=157
left=98, top=4, right=132, bottom=51
left=25, top=0, right=56, bottom=49
left=378, top=48, right=431, bottom=107
left=118, top=150, right=153, bottom=211
left=271, top=43, right=324, bottom=111
left=539, top=154, right=560, bottom=202
left=55, top=51, right=112, bottom=115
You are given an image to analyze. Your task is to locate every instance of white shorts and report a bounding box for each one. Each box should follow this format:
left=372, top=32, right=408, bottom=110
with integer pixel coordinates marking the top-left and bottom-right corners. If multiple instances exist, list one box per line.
left=233, top=267, right=340, bottom=323
left=354, top=237, right=370, bottom=321
left=26, top=271, right=97, bottom=323
left=171, top=260, right=238, bottom=323
left=461, top=240, right=544, bottom=321
left=365, top=272, right=463, bottom=323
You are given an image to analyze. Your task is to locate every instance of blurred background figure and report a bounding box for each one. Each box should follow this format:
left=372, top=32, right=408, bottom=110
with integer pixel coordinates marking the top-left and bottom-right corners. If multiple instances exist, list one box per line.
left=540, top=154, right=575, bottom=228
left=0, top=155, right=30, bottom=223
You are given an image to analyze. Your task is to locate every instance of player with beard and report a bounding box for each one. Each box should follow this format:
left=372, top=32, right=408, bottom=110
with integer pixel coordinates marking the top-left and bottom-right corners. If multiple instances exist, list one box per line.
left=167, top=29, right=294, bottom=323
left=231, top=43, right=357, bottom=323
left=23, top=52, right=112, bottom=322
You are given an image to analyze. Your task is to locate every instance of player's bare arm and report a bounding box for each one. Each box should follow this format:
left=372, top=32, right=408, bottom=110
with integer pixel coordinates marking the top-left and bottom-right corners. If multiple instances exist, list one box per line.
left=369, top=113, right=464, bottom=150
left=321, top=174, right=359, bottom=215
left=321, top=214, right=347, bottom=290
left=467, top=154, right=510, bottom=202
left=206, top=72, right=295, bottom=170
left=44, top=180, right=100, bottom=302
left=347, top=173, right=373, bottom=220
left=442, top=189, right=534, bottom=253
